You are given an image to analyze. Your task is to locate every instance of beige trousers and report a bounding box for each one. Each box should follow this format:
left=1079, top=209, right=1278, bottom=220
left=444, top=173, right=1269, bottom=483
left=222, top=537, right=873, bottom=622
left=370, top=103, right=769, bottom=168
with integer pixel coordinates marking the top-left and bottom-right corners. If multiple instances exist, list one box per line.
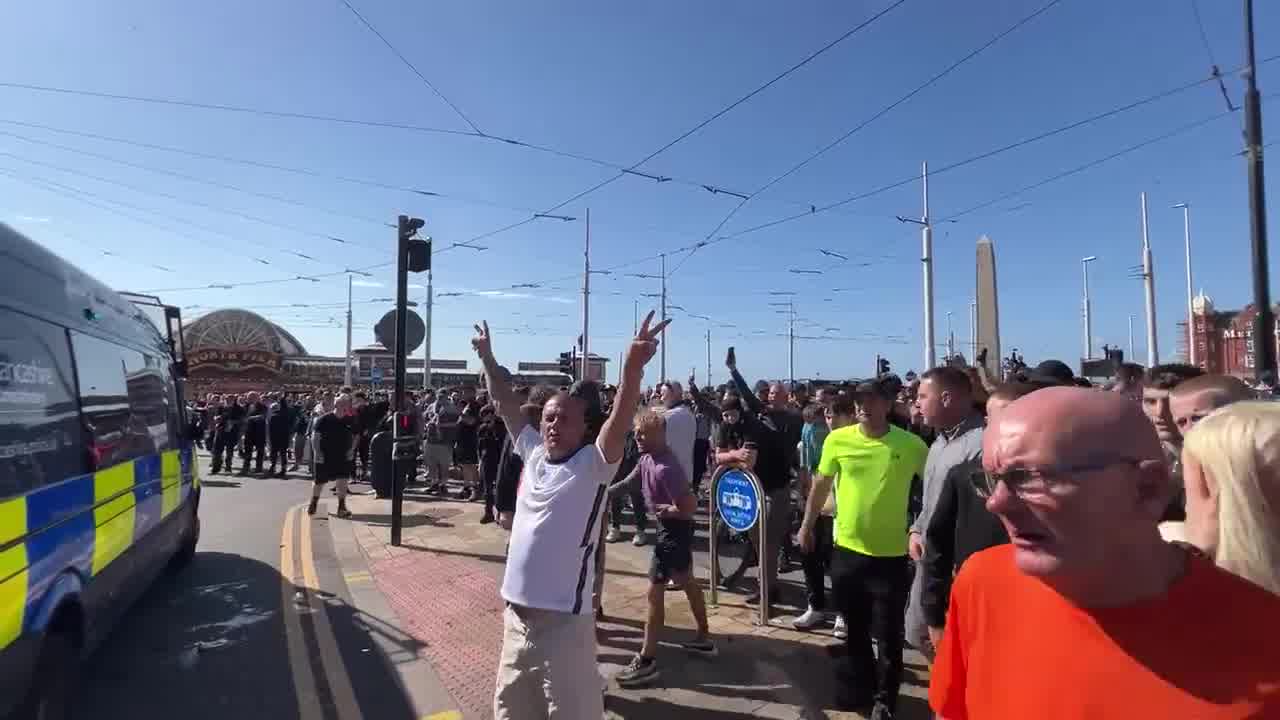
left=493, top=604, right=602, bottom=720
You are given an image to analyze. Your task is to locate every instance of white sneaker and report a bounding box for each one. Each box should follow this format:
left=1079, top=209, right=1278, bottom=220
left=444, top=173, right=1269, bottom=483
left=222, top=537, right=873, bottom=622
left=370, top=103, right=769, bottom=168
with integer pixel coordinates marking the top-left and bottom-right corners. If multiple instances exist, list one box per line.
left=792, top=607, right=826, bottom=630
left=632, top=532, right=649, bottom=547
left=605, top=527, right=622, bottom=543
left=833, top=615, right=848, bottom=639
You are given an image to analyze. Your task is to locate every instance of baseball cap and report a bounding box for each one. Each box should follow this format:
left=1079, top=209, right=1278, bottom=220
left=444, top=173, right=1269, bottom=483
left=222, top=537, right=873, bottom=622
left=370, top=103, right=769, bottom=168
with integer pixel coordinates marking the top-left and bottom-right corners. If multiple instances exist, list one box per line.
left=853, top=376, right=898, bottom=399
left=1017, top=359, right=1075, bottom=386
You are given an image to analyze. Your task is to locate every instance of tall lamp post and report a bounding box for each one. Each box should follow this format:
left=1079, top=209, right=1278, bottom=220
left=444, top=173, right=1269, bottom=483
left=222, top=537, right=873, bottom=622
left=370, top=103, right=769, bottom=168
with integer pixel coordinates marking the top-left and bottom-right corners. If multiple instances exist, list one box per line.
left=1082, top=256, right=1098, bottom=362
left=1243, top=0, right=1273, bottom=382
left=1173, top=203, right=1196, bottom=366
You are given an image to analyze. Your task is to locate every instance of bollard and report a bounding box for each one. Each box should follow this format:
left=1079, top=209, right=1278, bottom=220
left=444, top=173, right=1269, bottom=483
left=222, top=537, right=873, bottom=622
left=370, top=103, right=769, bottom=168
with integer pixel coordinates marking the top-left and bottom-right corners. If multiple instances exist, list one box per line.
left=754, top=473, right=768, bottom=627
left=709, top=465, right=767, bottom=625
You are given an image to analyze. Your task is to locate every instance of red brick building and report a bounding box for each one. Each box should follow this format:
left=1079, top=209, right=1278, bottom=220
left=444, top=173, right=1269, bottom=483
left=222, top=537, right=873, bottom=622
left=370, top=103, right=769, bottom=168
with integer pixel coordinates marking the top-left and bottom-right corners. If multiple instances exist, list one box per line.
left=1187, top=292, right=1280, bottom=379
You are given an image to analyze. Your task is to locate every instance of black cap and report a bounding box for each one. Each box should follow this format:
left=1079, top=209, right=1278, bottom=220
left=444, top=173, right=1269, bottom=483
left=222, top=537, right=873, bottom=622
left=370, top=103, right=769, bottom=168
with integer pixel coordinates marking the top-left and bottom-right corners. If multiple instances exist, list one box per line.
left=853, top=376, right=898, bottom=399
left=1018, top=359, right=1074, bottom=386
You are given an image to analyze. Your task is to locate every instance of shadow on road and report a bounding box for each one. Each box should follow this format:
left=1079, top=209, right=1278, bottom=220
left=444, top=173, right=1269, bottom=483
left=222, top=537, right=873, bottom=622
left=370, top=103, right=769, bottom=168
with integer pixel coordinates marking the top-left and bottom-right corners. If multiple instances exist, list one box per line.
left=75, top=550, right=421, bottom=720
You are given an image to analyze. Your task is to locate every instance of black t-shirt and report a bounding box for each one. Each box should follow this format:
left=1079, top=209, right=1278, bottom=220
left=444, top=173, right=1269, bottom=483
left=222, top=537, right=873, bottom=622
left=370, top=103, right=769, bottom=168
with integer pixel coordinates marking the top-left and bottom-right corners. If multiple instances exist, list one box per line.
left=313, top=413, right=354, bottom=479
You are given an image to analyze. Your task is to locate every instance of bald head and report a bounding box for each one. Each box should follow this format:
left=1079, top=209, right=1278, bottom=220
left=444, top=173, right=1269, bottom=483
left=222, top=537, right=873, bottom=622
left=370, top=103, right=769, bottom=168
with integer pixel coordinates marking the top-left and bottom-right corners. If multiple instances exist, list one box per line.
left=984, top=387, right=1175, bottom=598
left=989, top=386, right=1164, bottom=470
left=1169, top=374, right=1253, bottom=435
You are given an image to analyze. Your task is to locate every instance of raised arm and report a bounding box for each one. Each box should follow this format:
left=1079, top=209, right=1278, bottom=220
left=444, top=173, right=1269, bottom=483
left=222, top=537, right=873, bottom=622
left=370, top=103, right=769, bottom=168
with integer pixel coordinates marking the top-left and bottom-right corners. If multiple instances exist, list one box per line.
left=470, top=321, right=528, bottom=440
left=725, top=348, right=765, bottom=416
left=599, top=311, right=671, bottom=464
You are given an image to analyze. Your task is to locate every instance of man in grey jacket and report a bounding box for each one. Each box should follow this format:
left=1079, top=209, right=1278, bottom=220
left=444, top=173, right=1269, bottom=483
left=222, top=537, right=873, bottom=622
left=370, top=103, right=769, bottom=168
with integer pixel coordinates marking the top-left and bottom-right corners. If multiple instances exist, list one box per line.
left=905, top=366, right=983, bottom=659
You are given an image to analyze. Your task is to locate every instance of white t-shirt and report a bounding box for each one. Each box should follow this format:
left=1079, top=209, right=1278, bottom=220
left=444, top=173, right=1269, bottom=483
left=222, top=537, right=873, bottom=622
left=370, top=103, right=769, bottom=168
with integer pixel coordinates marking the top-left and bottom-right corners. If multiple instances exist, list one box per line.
left=664, top=404, right=697, bottom=486
left=501, top=425, right=620, bottom=614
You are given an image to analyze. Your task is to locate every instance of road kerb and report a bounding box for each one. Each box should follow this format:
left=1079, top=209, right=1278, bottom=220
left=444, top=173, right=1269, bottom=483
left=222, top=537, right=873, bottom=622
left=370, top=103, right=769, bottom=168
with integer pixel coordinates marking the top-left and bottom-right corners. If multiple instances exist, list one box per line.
left=300, top=507, right=367, bottom=720
left=325, top=503, right=465, bottom=719
left=279, top=506, right=323, bottom=720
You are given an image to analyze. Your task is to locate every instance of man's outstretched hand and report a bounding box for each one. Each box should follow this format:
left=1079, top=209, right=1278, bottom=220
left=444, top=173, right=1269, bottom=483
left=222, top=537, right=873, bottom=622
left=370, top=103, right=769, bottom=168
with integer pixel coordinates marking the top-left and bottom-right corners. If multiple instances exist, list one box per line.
left=471, top=321, right=493, bottom=358
left=625, top=311, right=671, bottom=372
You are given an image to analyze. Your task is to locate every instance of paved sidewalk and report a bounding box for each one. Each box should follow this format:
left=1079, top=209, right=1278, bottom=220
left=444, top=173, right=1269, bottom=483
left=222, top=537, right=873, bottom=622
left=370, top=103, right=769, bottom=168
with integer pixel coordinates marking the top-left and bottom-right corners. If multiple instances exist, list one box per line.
left=332, top=489, right=933, bottom=720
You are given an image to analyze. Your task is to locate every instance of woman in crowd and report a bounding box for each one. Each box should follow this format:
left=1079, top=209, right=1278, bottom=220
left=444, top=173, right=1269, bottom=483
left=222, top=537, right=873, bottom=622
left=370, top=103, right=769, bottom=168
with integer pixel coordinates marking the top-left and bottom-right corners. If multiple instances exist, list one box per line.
left=1177, top=401, right=1280, bottom=595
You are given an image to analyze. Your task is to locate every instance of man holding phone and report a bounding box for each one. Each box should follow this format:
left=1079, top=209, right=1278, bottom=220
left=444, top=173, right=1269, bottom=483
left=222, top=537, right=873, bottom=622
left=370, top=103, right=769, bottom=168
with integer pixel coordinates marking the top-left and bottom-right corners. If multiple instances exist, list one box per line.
left=723, top=347, right=796, bottom=609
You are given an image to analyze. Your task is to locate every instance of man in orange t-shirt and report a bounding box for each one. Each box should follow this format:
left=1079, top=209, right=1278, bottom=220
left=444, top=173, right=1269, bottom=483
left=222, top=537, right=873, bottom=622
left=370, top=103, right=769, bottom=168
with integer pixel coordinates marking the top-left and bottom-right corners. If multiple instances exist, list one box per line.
left=929, top=387, right=1280, bottom=719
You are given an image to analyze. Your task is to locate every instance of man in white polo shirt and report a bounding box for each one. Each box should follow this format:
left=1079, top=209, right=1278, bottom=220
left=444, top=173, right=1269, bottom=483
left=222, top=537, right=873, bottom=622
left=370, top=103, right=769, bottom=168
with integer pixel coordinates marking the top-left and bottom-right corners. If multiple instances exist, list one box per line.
left=476, top=313, right=670, bottom=720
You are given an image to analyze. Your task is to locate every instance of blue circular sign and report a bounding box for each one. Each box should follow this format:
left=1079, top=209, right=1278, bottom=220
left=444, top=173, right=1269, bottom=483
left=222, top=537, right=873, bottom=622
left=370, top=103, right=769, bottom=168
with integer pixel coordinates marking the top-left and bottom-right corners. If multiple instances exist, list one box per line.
left=716, top=468, right=761, bottom=533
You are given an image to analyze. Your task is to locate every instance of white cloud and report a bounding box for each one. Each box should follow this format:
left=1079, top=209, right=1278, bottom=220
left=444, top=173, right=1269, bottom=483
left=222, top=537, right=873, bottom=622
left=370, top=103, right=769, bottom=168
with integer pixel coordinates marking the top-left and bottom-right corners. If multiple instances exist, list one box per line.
left=472, top=290, right=573, bottom=304
left=407, top=283, right=425, bottom=289
left=15, top=215, right=51, bottom=223
left=351, top=279, right=384, bottom=288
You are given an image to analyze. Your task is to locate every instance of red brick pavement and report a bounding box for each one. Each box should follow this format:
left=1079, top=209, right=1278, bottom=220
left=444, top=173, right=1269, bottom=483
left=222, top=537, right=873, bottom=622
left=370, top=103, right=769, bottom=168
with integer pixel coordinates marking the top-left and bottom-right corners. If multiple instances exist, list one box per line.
left=370, top=550, right=505, bottom=718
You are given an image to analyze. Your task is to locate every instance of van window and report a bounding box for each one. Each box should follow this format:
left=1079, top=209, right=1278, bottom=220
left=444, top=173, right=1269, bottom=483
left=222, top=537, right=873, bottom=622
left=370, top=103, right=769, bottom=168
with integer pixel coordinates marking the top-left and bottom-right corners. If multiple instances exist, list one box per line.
left=71, top=333, right=171, bottom=469
left=0, top=309, right=87, bottom=498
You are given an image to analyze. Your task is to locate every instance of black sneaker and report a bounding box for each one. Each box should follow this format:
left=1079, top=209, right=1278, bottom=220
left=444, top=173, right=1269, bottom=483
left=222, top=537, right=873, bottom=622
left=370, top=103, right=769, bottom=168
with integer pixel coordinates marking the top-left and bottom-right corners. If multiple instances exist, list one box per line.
left=480, top=513, right=495, bottom=524
left=307, top=498, right=318, bottom=516
left=869, top=702, right=895, bottom=720
left=682, top=638, right=717, bottom=657
left=615, top=655, right=659, bottom=687
left=335, top=505, right=352, bottom=519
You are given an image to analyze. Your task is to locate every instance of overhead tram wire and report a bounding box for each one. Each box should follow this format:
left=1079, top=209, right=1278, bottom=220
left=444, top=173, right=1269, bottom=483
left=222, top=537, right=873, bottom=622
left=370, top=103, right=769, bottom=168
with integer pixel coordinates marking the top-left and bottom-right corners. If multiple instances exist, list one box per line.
left=0, top=150, right=394, bottom=256
left=685, top=0, right=1065, bottom=259
left=131, top=59, right=1279, bottom=298
left=0, top=166, right=317, bottom=270
left=458, top=0, right=909, bottom=253
left=940, top=98, right=1267, bottom=221
left=337, top=0, right=484, bottom=135
left=678, top=54, right=1280, bottom=251
left=0, top=128, right=396, bottom=229
left=0, top=85, right=880, bottom=223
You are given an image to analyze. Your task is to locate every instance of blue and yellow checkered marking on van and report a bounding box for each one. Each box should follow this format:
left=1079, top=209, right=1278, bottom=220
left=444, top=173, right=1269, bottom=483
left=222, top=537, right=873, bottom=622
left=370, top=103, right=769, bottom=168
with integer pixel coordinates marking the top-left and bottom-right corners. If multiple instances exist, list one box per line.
left=0, top=445, right=197, bottom=650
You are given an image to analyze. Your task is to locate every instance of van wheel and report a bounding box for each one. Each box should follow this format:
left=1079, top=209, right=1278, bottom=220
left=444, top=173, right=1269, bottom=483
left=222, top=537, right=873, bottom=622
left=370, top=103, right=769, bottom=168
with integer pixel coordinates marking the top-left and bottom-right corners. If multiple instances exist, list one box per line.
left=17, top=630, right=78, bottom=720
left=171, top=506, right=200, bottom=570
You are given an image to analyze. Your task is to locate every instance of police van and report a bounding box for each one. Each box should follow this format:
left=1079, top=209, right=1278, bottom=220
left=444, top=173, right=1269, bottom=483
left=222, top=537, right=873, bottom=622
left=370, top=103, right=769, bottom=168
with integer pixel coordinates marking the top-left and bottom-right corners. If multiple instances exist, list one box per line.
left=0, top=224, right=200, bottom=718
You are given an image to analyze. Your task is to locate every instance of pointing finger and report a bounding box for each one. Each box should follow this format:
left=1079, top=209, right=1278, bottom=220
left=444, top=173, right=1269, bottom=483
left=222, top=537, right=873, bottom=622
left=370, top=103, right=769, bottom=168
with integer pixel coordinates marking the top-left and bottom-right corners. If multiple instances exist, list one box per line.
left=638, top=310, right=655, bottom=336
left=474, top=324, right=483, bottom=335
left=482, top=320, right=490, bottom=336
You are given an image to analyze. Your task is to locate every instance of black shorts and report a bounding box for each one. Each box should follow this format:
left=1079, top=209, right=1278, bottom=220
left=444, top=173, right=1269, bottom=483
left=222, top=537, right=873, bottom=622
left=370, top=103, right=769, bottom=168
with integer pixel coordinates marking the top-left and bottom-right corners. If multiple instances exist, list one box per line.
left=650, top=521, right=694, bottom=583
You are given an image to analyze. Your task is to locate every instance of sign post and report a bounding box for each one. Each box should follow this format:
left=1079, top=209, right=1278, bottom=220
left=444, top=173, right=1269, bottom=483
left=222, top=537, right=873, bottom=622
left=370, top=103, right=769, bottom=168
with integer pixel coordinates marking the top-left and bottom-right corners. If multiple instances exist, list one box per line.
left=709, top=465, right=767, bottom=625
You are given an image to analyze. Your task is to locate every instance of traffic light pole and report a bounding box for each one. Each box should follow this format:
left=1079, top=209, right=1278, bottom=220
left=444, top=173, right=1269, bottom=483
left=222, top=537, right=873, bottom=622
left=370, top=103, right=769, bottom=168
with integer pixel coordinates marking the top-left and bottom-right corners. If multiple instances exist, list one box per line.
left=391, top=216, right=410, bottom=547
left=391, top=214, right=428, bottom=547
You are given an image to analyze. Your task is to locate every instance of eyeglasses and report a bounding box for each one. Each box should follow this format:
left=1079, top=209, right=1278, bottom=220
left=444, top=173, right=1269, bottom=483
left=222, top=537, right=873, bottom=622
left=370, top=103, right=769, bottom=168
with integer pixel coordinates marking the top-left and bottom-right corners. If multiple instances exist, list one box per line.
left=969, top=459, right=1139, bottom=501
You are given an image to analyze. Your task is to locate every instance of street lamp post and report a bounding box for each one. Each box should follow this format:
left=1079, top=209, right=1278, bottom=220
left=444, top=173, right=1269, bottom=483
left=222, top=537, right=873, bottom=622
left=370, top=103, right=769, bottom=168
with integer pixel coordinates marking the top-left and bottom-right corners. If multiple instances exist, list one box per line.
left=1243, top=0, right=1275, bottom=382
left=1082, top=256, right=1098, bottom=362
left=1174, top=203, right=1196, bottom=366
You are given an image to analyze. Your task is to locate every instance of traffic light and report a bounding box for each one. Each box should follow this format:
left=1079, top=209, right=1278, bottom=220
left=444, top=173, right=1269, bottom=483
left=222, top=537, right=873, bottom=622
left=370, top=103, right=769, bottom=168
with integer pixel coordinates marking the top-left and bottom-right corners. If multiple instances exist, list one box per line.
left=558, top=351, right=573, bottom=375
left=399, top=216, right=431, bottom=273
left=878, top=357, right=891, bottom=375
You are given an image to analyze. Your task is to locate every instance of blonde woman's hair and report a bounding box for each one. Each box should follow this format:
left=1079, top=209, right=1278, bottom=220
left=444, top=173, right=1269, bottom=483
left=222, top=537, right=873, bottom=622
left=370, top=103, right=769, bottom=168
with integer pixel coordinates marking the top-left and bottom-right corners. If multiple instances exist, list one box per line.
left=1181, top=400, right=1280, bottom=594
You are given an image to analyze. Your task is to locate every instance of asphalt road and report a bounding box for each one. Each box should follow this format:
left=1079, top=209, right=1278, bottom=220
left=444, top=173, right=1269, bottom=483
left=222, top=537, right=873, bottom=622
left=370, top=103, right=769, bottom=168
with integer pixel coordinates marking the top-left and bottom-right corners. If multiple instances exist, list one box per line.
left=72, top=452, right=418, bottom=720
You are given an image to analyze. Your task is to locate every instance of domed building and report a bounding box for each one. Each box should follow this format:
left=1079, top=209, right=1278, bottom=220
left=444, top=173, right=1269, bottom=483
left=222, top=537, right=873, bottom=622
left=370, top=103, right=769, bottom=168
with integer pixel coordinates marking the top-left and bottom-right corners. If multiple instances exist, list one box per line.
left=184, top=309, right=343, bottom=392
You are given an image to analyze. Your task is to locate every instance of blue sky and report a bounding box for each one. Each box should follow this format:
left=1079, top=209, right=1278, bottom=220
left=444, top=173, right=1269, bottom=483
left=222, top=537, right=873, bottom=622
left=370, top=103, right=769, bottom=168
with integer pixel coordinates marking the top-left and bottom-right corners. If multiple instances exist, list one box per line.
left=2, top=0, right=1277, bottom=384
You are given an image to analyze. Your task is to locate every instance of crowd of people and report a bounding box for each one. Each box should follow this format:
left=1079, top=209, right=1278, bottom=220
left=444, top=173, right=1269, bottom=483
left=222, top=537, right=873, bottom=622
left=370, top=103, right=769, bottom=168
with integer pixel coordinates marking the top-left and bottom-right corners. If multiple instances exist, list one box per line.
left=190, top=324, right=1280, bottom=719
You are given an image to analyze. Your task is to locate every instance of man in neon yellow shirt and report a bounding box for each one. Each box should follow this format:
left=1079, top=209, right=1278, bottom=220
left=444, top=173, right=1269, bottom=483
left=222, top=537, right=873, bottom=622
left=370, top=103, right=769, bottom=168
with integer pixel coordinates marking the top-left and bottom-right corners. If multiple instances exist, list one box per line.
left=799, top=377, right=928, bottom=720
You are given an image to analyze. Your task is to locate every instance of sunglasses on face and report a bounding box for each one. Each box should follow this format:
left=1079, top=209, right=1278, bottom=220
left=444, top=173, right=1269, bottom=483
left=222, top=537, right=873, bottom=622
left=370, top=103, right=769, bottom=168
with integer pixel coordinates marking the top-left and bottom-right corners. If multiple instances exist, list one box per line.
left=969, top=459, right=1140, bottom=501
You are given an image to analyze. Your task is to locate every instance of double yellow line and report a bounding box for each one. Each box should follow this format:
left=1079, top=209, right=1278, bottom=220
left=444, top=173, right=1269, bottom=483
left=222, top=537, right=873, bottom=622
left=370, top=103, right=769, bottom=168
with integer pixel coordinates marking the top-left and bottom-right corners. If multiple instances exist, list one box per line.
left=280, top=505, right=366, bottom=720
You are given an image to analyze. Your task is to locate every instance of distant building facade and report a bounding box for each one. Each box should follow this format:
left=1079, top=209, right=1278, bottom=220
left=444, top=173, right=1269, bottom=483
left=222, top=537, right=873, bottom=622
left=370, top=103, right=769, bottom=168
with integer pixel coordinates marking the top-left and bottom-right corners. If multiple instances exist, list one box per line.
left=183, top=308, right=575, bottom=394
left=1185, top=291, right=1280, bottom=379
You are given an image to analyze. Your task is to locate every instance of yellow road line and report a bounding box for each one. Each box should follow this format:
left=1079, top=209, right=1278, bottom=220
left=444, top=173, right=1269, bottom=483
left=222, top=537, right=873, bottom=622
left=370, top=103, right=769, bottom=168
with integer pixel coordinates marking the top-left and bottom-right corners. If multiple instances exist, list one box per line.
left=422, top=712, right=463, bottom=720
left=300, top=509, right=366, bottom=720
left=279, top=506, right=322, bottom=719
left=343, top=570, right=372, bottom=584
